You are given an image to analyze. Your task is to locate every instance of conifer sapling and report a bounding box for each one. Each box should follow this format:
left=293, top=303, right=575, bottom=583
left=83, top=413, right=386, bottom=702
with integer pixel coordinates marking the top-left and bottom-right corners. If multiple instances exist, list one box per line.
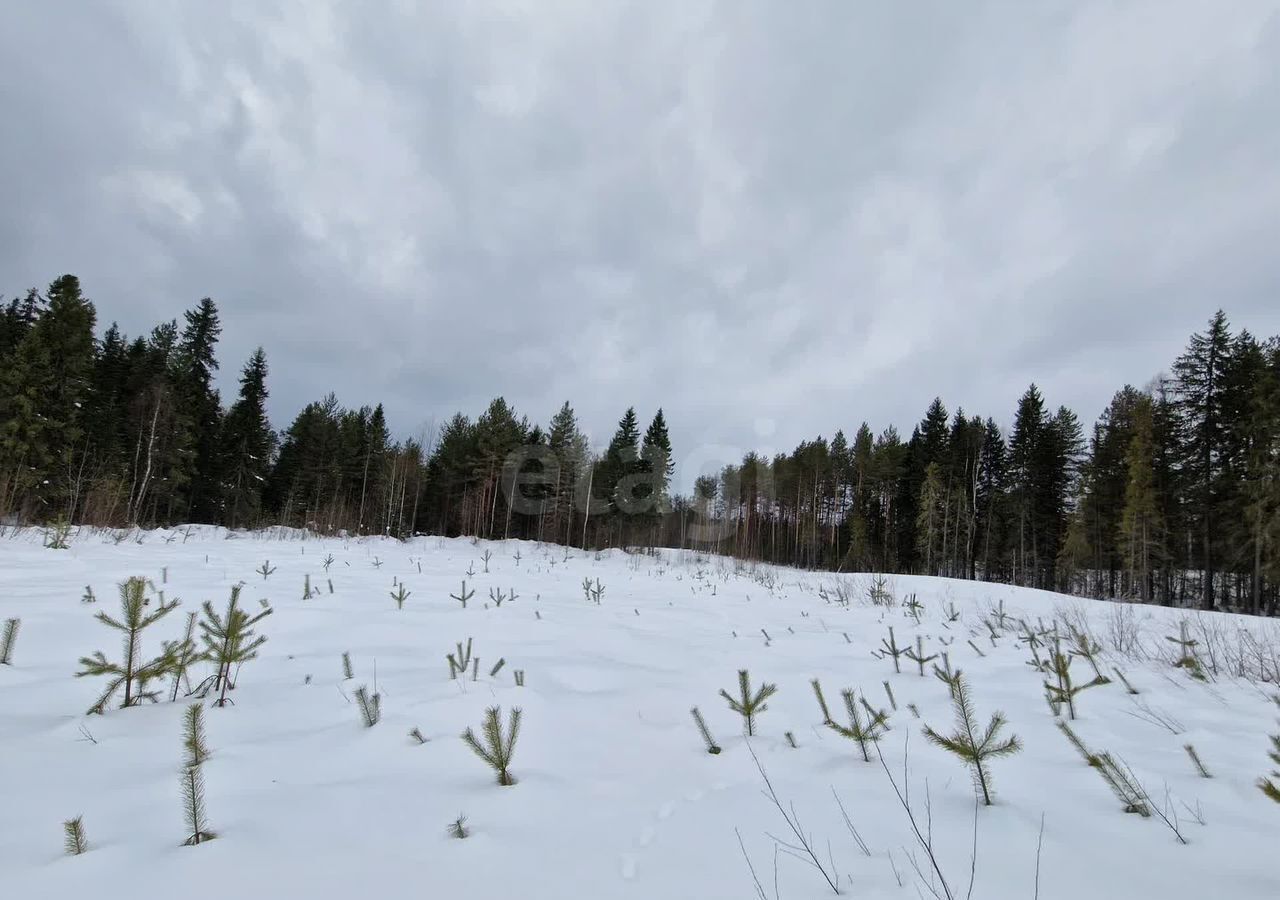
left=720, top=669, right=777, bottom=737
left=1259, top=696, right=1280, bottom=804
left=690, top=706, right=722, bottom=754
left=63, top=816, right=88, bottom=855
left=461, top=706, right=522, bottom=786
left=198, top=585, right=271, bottom=707
left=816, top=679, right=889, bottom=762
left=180, top=765, right=216, bottom=845
left=76, top=577, right=181, bottom=713
left=355, top=685, right=381, bottom=727
left=183, top=703, right=213, bottom=768
left=0, top=617, right=19, bottom=665
left=922, top=673, right=1022, bottom=806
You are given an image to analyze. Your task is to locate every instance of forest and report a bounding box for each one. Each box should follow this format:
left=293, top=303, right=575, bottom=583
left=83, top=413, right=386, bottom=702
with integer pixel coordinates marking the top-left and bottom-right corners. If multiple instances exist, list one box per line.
left=2, top=274, right=1278, bottom=614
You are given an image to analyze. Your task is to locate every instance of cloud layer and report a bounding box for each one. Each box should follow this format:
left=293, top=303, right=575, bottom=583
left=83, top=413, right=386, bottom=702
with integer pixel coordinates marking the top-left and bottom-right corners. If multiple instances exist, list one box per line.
left=4, top=1, right=1279, bottom=485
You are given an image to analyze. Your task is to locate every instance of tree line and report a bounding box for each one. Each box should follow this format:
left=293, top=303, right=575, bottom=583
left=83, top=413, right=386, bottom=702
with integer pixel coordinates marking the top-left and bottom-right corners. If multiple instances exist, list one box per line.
left=2, top=275, right=1277, bottom=614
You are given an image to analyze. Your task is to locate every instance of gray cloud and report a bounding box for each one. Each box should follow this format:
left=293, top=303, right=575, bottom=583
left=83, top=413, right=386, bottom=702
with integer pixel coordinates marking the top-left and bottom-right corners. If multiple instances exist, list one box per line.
left=3, top=1, right=1279, bottom=487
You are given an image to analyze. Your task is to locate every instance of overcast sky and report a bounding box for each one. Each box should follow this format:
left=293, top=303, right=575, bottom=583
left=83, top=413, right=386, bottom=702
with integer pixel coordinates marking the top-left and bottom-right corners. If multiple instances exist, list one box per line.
left=3, top=1, right=1279, bottom=487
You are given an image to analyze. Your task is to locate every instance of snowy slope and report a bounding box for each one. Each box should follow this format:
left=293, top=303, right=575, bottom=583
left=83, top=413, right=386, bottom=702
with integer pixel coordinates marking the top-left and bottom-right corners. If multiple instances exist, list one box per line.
left=1, top=526, right=1277, bottom=900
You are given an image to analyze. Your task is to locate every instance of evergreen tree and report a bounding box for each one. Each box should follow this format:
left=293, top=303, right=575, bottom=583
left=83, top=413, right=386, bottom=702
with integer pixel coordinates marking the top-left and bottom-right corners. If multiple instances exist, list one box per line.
left=1172, top=310, right=1234, bottom=609
left=175, top=298, right=223, bottom=521
left=220, top=348, right=274, bottom=529
left=1119, top=396, right=1164, bottom=600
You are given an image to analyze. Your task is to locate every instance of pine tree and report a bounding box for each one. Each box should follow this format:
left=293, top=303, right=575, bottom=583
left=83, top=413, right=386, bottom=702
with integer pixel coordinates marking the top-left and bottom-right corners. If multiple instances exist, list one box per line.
left=461, top=706, right=522, bottom=786
left=197, top=585, right=271, bottom=707
left=814, top=680, right=889, bottom=761
left=1258, top=696, right=1280, bottom=804
left=922, top=674, right=1022, bottom=805
left=62, top=816, right=89, bottom=855
left=719, top=669, right=777, bottom=737
left=76, top=577, right=181, bottom=713
left=182, top=703, right=213, bottom=768
left=180, top=765, right=216, bottom=845
left=690, top=706, right=722, bottom=754
left=0, top=617, right=19, bottom=665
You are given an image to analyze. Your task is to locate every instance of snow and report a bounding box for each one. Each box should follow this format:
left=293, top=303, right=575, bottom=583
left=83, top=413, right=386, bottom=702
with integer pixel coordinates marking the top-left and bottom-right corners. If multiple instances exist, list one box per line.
left=2, top=526, right=1278, bottom=899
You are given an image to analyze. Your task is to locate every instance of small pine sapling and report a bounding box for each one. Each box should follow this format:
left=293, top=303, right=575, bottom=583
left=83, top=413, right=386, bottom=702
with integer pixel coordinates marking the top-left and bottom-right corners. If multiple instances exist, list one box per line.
left=409, top=727, right=428, bottom=744
left=1092, top=752, right=1151, bottom=816
left=63, top=816, right=89, bottom=855
left=45, top=517, right=72, bottom=549
left=180, top=765, right=216, bottom=845
left=256, top=559, right=276, bottom=580
left=785, top=731, right=798, bottom=748
left=513, top=669, right=525, bottom=686
left=342, top=651, right=354, bottom=680
left=582, top=577, right=605, bottom=604
left=449, top=815, right=470, bottom=839
left=481, top=549, right=493, bottom=573
left=1066, top=624, right=1110, bottom=684
left=355, top=685, right=381, bottom=727
left=811, top=678, right=834, bottom=725
left=876, top=626, right=907, bottom=674
left=390, top=584, right=411, bottom=609
left=81, top=586, right=96, bottom=603
left=922, top=673, right=1022, bottom=806
left=182, top=703, right=213, bottom=768
left=903, top=635, right=938, bottom=677
left=76, top=577, right=181, bottom=713
left=868, top=574, right=893, bottom=606
left=1259, top=697, right=1280, bottom=804
left=817, top=681, right=889, bottom=762
left=882, top=680, right=898, bottom=711
left=720, top=669, right=778, bottom=737
left=461, top=706, right=522, bottom=786
left=903, top=594, right=924, bottom=623
left=1113, top=668, right=1141, bottom=694
left=322, top=553, right=336, bottom=572
left=450, top=580, right=475, bottom=608
left=1056, top=720, right=1099, bottom=767
left=0, top=617, right=19, bottom=665
left=932, top=652, right=962, bottom=698
left=1183, top=744, right=1211, bottom=778
left=1166, top=622, right=1206, bottom=681
left=168, top=612, right=200, bottom=701
left=489, top=657, right=506, bottom=678
left=198, top=585, right=272, bottom=707
left=447, top=638, right=474, bottom=679
left=691, top=706, right=722, bottom=754
left=1044, top=640, right=1107, bottom=720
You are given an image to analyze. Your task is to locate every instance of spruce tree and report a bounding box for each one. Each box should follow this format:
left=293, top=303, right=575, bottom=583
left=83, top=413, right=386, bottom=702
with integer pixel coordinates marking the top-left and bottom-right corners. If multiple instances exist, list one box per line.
left=639, top=408, right=675, bottom=524
left=1171, top=310, right=1233, bottom=610
left=175, top=298, right=223, bottom=522
left=219, top=348, right=274, bottom=529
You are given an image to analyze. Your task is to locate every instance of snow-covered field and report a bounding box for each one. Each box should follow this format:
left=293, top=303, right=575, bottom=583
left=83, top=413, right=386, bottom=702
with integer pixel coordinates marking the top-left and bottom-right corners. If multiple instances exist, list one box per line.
left=2, top=526, right=1278, bottom=899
